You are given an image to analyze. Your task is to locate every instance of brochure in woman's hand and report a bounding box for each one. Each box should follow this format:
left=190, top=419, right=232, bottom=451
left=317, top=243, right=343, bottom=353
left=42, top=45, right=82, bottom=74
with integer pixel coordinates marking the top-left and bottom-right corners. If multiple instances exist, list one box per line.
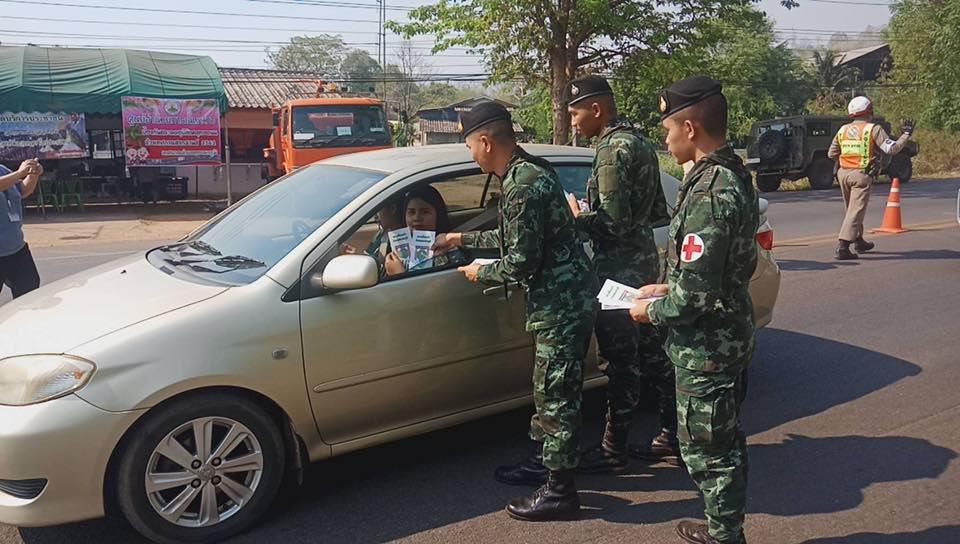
left=388, top=228, right=435, bottom=269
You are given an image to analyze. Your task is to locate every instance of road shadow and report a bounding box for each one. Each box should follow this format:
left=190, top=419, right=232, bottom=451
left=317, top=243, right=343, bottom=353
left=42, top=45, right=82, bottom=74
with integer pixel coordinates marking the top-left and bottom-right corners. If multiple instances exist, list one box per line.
left=859, top=249, right=960, bottom=262
left=776, top=259, right=860, bottom=271
left=747, top=329, right=922, bottom=435
left=802, top=526, right=960, bottom=543
left=748, top=434, right=956, bottom=516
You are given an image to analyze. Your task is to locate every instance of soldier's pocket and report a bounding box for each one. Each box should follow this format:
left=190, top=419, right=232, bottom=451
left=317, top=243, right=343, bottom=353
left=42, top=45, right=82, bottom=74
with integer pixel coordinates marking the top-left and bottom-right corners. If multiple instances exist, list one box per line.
left=676, top=368, right=738, bottom=447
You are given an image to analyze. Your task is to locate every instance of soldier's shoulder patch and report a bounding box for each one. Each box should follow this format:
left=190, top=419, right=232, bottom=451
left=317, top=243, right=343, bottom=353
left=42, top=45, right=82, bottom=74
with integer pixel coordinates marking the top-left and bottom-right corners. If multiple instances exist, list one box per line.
left=512, top=161, right=549, bottom=186
left=679, top=233, right=705, bottom=263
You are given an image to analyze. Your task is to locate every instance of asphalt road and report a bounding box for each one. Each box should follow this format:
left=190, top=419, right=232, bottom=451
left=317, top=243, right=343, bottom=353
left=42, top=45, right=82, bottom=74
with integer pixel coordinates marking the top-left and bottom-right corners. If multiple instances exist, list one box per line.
left=2, top=180, right=959, bottom=543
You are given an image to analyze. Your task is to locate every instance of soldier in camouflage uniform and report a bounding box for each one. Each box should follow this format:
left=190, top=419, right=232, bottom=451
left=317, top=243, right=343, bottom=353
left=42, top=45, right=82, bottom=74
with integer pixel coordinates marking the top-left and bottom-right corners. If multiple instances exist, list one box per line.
left=630, top=76, right=758, bottom=544
left=433, top=100, right=598, bottom=521
left=560, top=75, right=678, bottom=474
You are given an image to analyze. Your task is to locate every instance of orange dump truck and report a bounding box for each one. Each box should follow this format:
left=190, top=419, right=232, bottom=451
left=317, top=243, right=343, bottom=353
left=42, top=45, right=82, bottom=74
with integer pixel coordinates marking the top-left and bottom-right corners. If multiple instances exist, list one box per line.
left=264, top=88, right=393, bottom=179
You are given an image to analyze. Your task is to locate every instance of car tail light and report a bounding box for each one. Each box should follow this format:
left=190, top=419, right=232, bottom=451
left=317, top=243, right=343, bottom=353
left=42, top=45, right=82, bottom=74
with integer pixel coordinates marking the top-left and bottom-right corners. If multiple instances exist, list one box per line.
left=756, top=229, right=774, bottom=251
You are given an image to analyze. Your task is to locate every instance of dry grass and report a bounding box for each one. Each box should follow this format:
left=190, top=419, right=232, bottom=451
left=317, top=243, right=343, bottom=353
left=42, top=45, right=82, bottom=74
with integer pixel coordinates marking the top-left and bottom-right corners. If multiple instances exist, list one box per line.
left=909, top=128, right=960, bottom=178
left=778, top=178, right=813, bottom=191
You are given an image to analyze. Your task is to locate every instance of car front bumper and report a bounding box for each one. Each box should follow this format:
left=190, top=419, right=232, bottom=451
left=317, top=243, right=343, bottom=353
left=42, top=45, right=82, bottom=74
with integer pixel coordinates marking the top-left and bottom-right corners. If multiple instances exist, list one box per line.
left=0, top=395, right=144, bottom=527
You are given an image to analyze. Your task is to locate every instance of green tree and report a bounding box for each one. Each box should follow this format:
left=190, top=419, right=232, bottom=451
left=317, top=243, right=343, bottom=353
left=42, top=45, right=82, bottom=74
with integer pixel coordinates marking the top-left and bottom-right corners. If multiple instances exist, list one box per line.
left=340, top=49, right=382, bottom=92
left=390, top=0, right=798, bottom=145
left=879, top=0, right=960, bottom=131
left=266, top=35, right=349, bottom=74
left=613, top=7, right=815, bottom=143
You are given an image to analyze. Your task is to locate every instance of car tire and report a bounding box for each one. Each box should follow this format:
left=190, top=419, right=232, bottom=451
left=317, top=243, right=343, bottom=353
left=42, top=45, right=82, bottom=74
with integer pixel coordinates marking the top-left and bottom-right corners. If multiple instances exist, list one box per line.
left=115, top=393, right=285, bottom=544
left=806, top=158, right=835, bottom=190
left=888, top=155, right=913, bottom=183
left=756, top=174, right=781, bottom=193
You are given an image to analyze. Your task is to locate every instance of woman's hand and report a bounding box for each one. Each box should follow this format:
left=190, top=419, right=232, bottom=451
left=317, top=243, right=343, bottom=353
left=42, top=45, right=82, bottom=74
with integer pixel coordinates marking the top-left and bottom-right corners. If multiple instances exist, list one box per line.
left=384, top=251, right=406, bottom=276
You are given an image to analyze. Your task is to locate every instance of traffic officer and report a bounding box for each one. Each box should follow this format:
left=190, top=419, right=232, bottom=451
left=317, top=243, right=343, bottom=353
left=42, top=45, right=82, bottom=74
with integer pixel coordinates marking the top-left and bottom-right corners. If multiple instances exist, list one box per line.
left=433, top=100, right=598, bottom=521
left=827, top=95, right=914, bottom=260
left=562, top=75, right=679, bottom=473
left=630, top=76, right=758, bottom=544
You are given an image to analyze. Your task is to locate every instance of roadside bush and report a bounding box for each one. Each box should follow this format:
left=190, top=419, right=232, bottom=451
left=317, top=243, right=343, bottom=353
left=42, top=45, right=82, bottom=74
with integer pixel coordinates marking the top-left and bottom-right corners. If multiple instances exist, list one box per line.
left=909, top=128, right=960, bottom=177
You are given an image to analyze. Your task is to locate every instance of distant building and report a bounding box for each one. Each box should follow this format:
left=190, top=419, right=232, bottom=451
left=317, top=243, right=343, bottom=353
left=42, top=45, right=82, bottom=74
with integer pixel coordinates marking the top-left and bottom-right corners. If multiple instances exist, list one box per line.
left=415, top=97, right=526, bottom=146
left=834, top=43, right=892, bottom=82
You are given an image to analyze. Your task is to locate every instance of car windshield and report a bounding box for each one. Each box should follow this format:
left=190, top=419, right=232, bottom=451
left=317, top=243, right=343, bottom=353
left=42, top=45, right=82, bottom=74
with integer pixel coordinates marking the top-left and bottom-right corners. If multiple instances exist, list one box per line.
left=291, top=105, right=390, bottom=149
left=150, top=165, right=386, bottom=285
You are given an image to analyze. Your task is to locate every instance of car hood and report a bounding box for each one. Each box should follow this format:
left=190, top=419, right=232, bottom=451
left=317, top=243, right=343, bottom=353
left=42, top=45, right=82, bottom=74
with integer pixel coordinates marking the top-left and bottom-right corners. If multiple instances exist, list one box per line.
left=0, top=254, right=228, bottom=357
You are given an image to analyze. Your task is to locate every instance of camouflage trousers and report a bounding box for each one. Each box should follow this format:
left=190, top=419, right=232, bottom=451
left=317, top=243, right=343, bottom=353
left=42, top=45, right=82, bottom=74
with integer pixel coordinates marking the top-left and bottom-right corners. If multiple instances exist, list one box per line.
left=528, top=317, right=595, bottom=470
left=595, top=311, right=675, bottom=434
left=676, top=365, right=749, bottom=544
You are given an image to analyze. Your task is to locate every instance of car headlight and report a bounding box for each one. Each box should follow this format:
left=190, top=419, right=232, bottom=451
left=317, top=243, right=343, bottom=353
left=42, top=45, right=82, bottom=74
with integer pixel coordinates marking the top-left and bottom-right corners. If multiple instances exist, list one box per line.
left=0, top=355, right=96, bottom=406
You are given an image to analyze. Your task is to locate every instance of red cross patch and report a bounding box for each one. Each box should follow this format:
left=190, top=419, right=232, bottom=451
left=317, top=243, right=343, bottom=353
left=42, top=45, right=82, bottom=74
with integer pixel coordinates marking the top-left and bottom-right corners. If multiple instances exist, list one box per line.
left=680, top=233, right=705, bottom=263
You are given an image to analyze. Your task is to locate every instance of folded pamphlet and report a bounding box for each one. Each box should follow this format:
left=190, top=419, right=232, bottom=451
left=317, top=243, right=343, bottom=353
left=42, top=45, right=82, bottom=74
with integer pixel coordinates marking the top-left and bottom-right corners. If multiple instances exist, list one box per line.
left=597, top=279, right=663, bottom=310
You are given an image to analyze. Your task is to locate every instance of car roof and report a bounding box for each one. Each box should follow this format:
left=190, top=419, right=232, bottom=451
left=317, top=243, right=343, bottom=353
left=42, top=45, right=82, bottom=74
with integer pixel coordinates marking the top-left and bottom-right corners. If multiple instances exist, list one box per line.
left=321, top=143, right=595, bottom=173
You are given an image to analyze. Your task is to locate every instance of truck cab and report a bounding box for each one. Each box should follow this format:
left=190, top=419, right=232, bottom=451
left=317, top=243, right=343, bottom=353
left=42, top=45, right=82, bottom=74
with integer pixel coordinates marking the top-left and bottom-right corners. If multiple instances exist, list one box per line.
left=264, top=95, right=393, bottom=179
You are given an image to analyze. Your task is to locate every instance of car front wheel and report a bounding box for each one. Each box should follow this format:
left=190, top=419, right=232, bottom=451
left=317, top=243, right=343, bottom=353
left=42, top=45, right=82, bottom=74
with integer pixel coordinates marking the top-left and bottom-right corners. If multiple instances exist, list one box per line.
left=115, top=393, right=285, bottom=544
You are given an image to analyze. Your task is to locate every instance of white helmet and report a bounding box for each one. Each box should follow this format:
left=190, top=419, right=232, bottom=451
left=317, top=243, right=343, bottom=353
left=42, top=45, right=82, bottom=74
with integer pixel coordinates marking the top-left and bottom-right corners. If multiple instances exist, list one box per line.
left=848, top=96, right=873, bottom=117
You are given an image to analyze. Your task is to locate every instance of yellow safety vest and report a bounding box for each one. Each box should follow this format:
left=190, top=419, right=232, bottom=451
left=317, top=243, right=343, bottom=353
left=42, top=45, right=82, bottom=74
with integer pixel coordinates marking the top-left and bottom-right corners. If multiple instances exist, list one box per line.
left=837, top=121, right=874, bottom=170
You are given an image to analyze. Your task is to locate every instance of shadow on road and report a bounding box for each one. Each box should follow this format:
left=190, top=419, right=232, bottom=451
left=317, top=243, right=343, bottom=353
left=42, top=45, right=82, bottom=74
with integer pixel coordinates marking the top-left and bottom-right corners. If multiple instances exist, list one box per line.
left=859, top=249, right=960, bottom=261
left=747, top=329, right=922, bottom=435
left=749, top=434, right=956, bottom=516
left=16, top=330, right=937, bottom=543
left=802, top=526, right=960, bottom=543
left=776, top=259, right=860, bottom=271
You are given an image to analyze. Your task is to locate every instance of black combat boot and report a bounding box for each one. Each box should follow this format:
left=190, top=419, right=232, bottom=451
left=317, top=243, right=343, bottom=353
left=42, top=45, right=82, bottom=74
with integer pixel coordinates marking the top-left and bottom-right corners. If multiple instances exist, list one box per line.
left=505, top=469, right=580, bottom=521
left=835, top=240, right=858, bottom=260
left=854, top=237, right=875, bottom=252
left=630, top=428, right=682, bottom=466
left=578, top=423, right=629, bottom=474
left=494, top=443, right=549, bottom=486
left=676, top=520, right=745, bottom=544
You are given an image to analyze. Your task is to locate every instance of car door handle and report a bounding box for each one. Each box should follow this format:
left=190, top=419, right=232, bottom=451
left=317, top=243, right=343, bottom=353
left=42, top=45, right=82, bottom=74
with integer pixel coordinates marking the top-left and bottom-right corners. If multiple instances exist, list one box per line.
left=482, top=282, right=522, bottom=297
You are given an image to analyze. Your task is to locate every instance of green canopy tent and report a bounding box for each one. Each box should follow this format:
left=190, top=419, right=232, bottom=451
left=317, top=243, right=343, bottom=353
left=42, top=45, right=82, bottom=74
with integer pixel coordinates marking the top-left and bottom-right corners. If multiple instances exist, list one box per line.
left=0, top=46, right=237, bottom=202
left=0, top=46, right=226, bottom=113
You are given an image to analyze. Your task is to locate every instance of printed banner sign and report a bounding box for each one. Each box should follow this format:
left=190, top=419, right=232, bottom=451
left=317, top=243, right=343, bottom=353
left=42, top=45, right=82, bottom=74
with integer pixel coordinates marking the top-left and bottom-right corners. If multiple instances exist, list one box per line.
left=121, top=96, right=221, bottom=166
left=0, top=112, right=88, bottom=160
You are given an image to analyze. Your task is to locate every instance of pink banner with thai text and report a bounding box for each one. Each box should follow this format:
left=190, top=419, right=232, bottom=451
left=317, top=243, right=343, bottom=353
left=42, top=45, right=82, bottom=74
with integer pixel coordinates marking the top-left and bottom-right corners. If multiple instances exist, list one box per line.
left=121, top=96, right=221, bottom=166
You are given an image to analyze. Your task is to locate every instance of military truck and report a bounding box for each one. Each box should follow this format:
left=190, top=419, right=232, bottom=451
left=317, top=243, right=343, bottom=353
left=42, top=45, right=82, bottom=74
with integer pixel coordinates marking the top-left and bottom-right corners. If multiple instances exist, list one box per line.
left=746, top=115, right=919, bottom=192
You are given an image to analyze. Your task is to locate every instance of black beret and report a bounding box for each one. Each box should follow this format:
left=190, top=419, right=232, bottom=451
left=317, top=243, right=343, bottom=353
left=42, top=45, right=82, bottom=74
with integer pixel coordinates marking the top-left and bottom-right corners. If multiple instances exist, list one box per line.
left=459, top=100, right=512, bottom=137
left=566, top=75, right=613, bottom=106
left=658, top=75, right=723, bottom=120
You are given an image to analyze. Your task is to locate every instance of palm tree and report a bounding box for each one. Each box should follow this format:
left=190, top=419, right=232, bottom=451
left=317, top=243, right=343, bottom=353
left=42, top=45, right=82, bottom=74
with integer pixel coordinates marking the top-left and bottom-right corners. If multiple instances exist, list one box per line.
left=812, top=50, right=861, bottom=95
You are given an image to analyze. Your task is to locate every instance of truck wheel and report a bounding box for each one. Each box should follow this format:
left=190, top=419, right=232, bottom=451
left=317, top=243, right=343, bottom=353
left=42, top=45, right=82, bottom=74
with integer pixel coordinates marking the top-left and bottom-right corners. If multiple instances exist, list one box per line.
left=756, top=174, right=781, bottom=193
left=806, top=158, right=835, bottom=190
left=888, top=156, right=913, bottom=183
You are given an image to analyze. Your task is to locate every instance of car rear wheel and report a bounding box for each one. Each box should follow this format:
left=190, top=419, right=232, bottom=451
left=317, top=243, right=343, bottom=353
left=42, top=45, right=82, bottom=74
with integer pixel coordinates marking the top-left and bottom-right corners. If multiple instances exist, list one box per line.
left=806, top=158, right=835, bottom=190
left=756, top=174, right=781, bottom=193
left=116, top=393, right=285, bottom=544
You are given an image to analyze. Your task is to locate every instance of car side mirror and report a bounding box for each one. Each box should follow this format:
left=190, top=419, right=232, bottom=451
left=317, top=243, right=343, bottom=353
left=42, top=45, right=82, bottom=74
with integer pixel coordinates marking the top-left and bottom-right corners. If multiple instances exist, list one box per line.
left=313, top=254, right=379, bottom=291
left=271, top=112, right=280, bottom=127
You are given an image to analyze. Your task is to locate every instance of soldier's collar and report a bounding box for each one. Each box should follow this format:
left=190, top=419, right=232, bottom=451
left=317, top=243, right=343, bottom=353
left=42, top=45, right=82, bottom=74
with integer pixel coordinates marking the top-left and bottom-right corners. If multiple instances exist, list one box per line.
left=599, top=118, right=632, bottom=140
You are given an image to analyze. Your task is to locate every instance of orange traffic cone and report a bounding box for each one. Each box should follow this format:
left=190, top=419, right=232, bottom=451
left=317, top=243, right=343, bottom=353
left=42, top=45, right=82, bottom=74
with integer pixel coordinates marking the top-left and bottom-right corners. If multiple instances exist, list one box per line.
left=872, top=177, right=909, bottom=234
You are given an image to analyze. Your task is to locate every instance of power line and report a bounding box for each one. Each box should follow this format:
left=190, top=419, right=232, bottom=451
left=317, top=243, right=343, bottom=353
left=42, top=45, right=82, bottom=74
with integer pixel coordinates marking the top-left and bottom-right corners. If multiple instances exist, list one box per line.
left=0, top=0, right=385, bottom=24
left=3, top=15, right=383, bottom=35
left=805, top=0, right=893, bottom=5
left=240, top=0, right=414, bottom=12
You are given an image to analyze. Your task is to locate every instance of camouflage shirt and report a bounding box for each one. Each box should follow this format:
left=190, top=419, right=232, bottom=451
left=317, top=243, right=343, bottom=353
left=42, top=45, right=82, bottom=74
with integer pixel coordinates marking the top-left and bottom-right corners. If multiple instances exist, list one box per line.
left=648, top=145, right=759, bottom=372
left=462, top=146, right=598, bottom=331
left=577, top=119, right=670, bottom=286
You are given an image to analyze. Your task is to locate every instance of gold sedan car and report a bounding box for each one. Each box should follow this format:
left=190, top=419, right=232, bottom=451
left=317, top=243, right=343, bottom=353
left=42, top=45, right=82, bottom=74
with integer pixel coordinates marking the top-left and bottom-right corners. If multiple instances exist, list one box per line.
left=0, top=145, right=779, bottom=543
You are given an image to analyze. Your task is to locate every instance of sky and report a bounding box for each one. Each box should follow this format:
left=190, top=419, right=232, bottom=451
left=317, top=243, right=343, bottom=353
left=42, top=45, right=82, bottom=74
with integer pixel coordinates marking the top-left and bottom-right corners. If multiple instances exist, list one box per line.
left=0, top=0, right=897, bottom=79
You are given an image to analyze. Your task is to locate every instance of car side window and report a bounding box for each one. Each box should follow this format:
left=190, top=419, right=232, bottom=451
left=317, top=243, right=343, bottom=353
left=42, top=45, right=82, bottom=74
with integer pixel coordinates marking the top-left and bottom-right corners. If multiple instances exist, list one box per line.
left=339, top=174, right=495, bottom=281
